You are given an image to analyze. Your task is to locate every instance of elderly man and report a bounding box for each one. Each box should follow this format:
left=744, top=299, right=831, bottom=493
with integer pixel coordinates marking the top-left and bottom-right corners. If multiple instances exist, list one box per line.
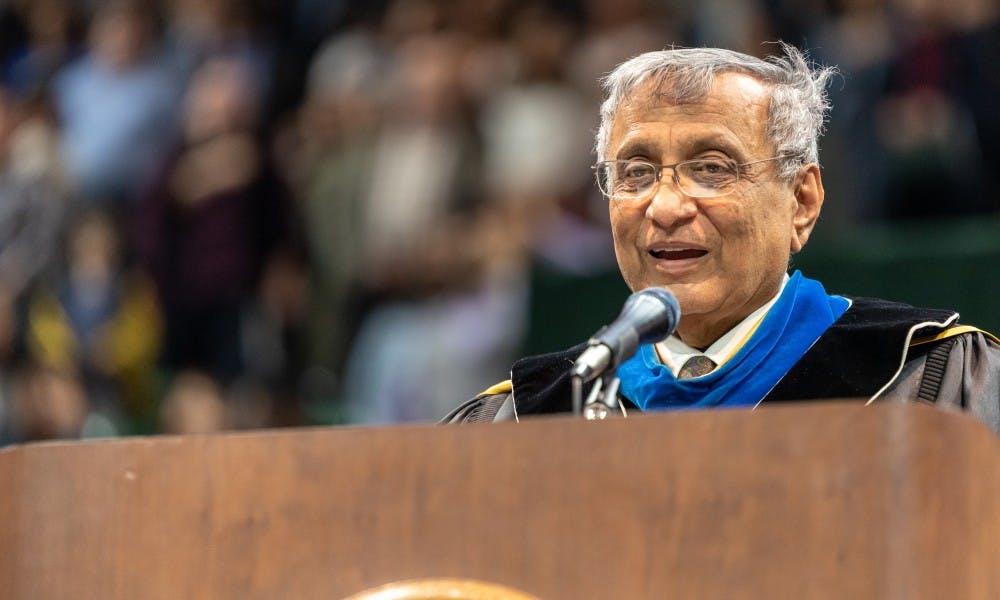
left=445, top=44, right=1000, bottom=431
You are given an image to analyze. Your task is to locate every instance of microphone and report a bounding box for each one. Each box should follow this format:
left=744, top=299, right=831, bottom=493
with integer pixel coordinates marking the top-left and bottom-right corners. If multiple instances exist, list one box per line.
left=571, top=287, right=681, bottom=383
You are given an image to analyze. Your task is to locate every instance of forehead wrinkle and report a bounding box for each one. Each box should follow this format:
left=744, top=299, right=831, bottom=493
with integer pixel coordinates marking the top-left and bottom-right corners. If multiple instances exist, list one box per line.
left=612, top=127, right=672, bottom=160
left=609, top=72, right=774, bottom=161
left=611, top=114, right=751, bottom=162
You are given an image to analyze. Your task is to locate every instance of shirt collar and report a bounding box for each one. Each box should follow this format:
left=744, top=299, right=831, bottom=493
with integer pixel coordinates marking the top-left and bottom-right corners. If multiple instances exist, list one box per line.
left=655, top=273, right=790, bottom=376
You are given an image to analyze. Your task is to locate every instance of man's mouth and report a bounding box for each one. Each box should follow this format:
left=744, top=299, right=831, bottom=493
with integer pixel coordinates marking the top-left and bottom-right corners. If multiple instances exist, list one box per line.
left=649, top=248, right=709, bottom=260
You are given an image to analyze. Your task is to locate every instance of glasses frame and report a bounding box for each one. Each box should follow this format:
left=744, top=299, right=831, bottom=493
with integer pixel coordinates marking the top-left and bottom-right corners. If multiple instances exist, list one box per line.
left=592, top=155, right=789, bottom=201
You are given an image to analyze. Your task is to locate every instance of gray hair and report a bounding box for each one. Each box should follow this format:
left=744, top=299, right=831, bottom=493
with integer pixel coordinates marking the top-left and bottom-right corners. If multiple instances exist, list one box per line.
left=595, top=43, right=836, bottom=180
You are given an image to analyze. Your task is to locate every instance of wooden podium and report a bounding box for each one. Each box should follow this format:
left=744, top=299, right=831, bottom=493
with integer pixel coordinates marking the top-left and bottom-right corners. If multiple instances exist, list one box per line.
left=2, top=402, right=999, bottom=598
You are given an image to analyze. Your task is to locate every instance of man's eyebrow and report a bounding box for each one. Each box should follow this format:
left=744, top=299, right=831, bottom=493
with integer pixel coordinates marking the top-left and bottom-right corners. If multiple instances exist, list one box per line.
left=613, top=140, right=659, bottom=160
left=682, top=134, right=745, bottom=158
left=613, top=132, right=749, bottom=161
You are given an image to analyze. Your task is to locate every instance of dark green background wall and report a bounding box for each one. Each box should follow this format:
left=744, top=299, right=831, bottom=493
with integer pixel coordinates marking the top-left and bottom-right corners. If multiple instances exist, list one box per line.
left=797, top=217, right=1000, bottom=334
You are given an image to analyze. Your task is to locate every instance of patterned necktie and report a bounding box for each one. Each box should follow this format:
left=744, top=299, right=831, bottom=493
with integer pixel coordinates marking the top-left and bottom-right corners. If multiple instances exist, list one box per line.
left=677, top=355, right=717, bottom=379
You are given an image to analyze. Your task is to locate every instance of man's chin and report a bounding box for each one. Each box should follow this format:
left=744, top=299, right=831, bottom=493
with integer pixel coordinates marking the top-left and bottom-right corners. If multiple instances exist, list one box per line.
left=651, top=282, right=712, bottom=307
left=629, top=275, right=720, bottom=317
left=670, top=289, right=729, bottom=325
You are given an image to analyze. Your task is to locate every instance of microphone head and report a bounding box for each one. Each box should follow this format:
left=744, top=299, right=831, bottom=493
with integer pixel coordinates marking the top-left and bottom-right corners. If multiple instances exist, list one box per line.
left=593, top=286, right=681, bottom=364
left=572, top=286, right=681, bottom=382
left=623, top=287, right=681, bottom=346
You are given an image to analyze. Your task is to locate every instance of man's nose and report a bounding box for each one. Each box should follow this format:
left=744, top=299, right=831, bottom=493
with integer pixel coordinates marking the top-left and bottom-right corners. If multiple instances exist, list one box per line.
left=645, top=171, right=698, bottom=225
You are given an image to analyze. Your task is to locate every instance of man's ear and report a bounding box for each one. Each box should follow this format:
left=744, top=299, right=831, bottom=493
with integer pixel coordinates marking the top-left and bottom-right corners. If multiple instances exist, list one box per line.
left=790, top=163, right=823, bottom=254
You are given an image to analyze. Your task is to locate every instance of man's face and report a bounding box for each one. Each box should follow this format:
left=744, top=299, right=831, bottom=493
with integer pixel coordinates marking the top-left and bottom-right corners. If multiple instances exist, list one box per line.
left=606, top=72, right=818, bottom=348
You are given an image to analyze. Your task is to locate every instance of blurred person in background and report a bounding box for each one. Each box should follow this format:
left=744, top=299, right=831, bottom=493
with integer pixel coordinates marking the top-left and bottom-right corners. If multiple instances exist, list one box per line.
left=285, top=30, right=384, bottom=384
left=25, top=210, right=162, bottom=436
left=158, top=369, right=226, bottom=434
left=52, top=0, right=181, bottom=207
left=0, top=2, right=26, bottom=66
left=686, top=0, right=777, bottom=56
left=477, top=2, right=626, bottom=358
left=873, top=0, right=989, bottom=219
left=239, top=243, right=310, bottom=427
left=0, top=82, right=68, bottom=370
left=132, top=56, right=293, bottom=403
left=356, top=32, right=483, bottom=293
left=950, top=0, right=1000, bottom=213
left=160, top=0, right=275, bottom=105
left=340, top=22, right=528, bottom=424
left=1, top=0, right=82, bottom=98
left=812, top=0, right=1000, bottom=223
left=808, top=0, right=896, bottom=225
left=0, top=76, right=70, bottom=444
left=567, top=0, right=675, bottom=103
left=479, top=2, right=612, bottom=275
left=480, top=3, right=591, bottom=218
left=5, top=363, right=88, bottom=442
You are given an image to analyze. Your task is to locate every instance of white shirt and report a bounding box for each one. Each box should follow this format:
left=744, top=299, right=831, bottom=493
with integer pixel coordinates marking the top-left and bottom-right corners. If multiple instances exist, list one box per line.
left=655, top=274, right=790, bottom=377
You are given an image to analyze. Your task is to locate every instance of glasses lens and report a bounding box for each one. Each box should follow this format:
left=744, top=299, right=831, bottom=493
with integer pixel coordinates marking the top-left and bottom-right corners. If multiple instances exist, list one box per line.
left=676, top=158, right=738, bottom=197
left=598, top=160, right=658, bottom=199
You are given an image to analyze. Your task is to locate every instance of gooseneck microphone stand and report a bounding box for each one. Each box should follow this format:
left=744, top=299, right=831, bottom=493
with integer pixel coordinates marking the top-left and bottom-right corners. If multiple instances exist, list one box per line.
left=569, top=287, right=681, bottom=420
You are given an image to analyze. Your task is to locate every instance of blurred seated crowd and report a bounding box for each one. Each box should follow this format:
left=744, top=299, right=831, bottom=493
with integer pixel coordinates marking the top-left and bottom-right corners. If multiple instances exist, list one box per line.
left=0, top=0, right=997, bottom=444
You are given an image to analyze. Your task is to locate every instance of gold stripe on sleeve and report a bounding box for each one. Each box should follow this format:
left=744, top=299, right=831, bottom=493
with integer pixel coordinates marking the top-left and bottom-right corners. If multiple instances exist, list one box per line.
left=478, top=379, right=513, bottom=397
left=910, top=325, right=1000, bottom=347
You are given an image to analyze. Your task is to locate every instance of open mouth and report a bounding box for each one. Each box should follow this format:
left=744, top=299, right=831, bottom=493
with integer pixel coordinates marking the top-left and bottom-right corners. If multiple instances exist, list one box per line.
left=649, top=248, right=708, bottom=260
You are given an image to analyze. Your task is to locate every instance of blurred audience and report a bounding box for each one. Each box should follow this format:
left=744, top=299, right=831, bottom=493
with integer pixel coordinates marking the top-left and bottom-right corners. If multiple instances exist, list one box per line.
left=161, top=0, right=274, bottom=100
left=24, top=210, right=161, bottom=434
left=132, top=56, right=290, bottom=386
left=53, top=0, right=181, bottom=206
left=7, top=364, right=89, bottom=441
left=0, top=0, right=998, bottom=443
left=286, top=30, right=384, bottom=375
left=1, top=0, right=82, bottom=99
left=0, top=82, right=67, bottom=307
left=158, top=369, right=226, bottom=434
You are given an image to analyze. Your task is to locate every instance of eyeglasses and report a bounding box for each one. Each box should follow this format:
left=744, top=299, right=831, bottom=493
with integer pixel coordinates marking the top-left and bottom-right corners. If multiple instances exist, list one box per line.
left=593, top=155, right=787, bottom=201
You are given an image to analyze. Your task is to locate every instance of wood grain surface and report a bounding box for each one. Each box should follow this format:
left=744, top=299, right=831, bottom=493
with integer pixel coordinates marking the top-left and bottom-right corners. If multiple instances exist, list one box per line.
left=1, top=401, right=998, bottom=599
